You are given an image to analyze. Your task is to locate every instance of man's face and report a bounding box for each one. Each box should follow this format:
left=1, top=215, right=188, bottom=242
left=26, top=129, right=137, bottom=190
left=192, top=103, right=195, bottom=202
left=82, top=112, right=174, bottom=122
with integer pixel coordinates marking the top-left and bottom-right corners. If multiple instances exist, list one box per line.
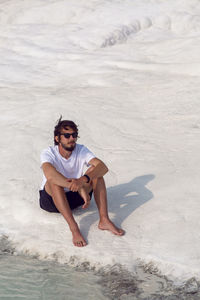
left=58, top=127, right=77, bottom=152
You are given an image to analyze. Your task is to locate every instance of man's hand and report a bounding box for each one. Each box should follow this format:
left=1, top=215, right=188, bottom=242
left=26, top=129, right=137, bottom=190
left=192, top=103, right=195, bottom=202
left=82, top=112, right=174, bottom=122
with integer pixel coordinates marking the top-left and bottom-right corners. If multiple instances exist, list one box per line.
left=79, top=187, right=91, bottom=209
left=69, top=177, right=86, bottom=192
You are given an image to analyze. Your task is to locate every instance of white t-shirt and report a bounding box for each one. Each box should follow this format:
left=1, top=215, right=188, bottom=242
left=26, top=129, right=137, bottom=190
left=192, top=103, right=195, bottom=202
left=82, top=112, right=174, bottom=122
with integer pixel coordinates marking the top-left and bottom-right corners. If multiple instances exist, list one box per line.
left=40, top=144, right=95, bottom=191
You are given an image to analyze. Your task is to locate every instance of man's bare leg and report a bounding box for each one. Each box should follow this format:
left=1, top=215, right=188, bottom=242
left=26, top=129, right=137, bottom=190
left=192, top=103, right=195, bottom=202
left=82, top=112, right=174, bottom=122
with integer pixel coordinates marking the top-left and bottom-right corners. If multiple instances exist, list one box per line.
left=45, top=181, right=87, bottom=247
left=92, top=177, right=124, bottom=236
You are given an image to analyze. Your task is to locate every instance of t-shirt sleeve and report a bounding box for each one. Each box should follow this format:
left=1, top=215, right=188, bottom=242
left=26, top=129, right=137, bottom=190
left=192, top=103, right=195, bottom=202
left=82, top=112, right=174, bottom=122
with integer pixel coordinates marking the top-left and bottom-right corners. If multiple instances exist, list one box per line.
left=40, top=148, right=55, bottom=167
left=80, top=146, right=96, bottom=166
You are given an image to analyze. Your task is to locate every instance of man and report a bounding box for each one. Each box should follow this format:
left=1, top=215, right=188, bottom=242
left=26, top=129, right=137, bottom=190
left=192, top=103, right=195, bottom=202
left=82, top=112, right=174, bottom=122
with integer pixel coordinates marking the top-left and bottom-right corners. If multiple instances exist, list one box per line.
left=39, top=117, right=124, bottom=247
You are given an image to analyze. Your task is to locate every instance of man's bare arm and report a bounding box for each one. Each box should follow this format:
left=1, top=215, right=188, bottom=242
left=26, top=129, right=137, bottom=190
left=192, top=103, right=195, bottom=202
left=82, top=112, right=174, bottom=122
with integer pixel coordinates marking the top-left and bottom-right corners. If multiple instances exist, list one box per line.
left=42, top=162, right=72, bottom=188
left=85, top=158, right=108, bottom=180
left=69, top=158, right=108, bottom=192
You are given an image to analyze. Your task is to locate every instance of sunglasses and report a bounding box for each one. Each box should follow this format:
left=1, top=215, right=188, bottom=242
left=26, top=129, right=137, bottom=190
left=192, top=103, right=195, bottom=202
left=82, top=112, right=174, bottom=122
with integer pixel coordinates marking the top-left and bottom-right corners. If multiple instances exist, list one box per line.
left=60, top=132, right=78, bottom=139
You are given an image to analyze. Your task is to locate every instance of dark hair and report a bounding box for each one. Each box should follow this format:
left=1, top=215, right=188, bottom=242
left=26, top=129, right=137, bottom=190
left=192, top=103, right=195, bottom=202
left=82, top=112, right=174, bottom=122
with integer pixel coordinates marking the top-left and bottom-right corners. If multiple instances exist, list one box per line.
left=54, top=116, right=79, bottom=145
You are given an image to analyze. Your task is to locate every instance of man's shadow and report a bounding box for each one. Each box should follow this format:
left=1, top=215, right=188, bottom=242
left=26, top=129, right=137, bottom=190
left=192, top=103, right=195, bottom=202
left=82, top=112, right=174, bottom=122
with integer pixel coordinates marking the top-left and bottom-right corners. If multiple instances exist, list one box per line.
left=76, top=174, right=155, bottom=240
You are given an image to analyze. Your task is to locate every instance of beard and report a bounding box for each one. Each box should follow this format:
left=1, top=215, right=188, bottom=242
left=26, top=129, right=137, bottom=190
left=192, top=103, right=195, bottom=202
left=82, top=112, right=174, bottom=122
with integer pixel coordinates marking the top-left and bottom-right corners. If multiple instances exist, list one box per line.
left=61, top=142, right=76, bottom=152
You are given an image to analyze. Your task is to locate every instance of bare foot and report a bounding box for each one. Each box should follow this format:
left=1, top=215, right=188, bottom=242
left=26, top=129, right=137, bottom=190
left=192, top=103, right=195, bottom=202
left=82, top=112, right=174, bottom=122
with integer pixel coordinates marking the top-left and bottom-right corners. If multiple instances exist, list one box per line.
left=98, top=219, right=125, bottom=236
left=71, top=228, right=87, bottom=247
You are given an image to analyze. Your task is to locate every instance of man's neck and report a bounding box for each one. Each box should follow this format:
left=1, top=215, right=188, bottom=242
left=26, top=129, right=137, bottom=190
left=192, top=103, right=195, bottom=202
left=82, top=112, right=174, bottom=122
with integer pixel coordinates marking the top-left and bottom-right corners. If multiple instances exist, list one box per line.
left=58, top=144, right=73, bottom=159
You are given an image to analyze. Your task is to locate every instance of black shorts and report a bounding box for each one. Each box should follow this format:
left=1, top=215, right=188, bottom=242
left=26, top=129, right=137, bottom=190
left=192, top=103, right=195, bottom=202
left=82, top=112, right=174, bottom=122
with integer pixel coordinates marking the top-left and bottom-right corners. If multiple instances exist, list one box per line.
left=39, top=188, right=93, bottom=213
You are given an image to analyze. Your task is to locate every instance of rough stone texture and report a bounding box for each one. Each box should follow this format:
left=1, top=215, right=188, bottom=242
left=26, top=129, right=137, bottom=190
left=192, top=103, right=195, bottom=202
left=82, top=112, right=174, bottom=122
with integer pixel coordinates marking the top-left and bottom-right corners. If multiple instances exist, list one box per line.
left=97, top=264, right=200, bottom=300
left=0, top=235, right=14, bottom=254
left=120, top=293, right=137, bottom=300
left=98, top=264, right=138, bottom=299
left=184, top=278, right=199, bottom=294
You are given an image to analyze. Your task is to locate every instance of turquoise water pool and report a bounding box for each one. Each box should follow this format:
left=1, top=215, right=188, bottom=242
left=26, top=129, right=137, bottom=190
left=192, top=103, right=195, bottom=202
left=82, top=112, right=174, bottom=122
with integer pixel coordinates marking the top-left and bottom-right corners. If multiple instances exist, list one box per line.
left=0, top=253, right=108, bottom=300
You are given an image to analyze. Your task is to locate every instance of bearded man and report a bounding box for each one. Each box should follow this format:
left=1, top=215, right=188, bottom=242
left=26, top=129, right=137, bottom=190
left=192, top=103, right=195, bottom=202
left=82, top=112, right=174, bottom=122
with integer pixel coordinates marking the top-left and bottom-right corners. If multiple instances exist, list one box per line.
left=39, top=117, right=124, bottom=247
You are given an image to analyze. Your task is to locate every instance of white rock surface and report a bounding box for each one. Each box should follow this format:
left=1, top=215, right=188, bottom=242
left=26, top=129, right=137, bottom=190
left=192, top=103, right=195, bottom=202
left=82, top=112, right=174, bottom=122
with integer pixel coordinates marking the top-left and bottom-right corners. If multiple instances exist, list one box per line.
left=0, top=0, right=200, bottom=284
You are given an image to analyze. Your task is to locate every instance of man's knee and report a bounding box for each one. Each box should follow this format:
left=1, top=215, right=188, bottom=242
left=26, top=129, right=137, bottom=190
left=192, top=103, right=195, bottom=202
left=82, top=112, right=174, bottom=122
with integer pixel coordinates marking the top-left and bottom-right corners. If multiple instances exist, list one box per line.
left=45, top=180, right=64, bottom=196
left=91, top=176, right=105, bottom=188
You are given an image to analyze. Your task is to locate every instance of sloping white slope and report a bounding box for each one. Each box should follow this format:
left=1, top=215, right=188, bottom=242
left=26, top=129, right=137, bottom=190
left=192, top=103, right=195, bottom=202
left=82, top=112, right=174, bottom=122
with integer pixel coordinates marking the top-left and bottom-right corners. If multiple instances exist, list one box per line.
left=0, top=0, right=200, bottom=283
